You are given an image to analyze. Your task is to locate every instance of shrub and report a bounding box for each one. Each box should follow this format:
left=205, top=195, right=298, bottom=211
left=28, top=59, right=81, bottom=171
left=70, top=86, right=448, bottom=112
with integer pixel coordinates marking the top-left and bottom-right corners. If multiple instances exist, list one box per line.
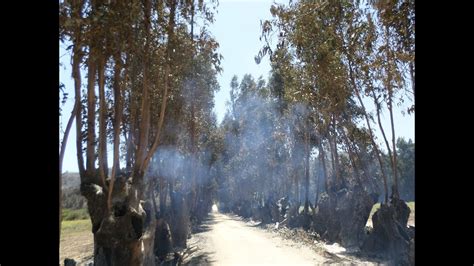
left=62, top=208, right=90, bottom=221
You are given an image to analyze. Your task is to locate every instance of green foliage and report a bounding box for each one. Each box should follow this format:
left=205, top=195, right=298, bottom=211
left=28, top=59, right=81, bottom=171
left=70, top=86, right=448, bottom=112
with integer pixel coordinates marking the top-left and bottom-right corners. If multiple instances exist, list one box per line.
left=62, top=188, right=88, bottom=209
left=62, top=208, right=90, bottom=221
left=61, top=219, right=92, bottom=239
left=253, top=0, right=415, bottom=200
left=396, top=137, right=415, bottom=200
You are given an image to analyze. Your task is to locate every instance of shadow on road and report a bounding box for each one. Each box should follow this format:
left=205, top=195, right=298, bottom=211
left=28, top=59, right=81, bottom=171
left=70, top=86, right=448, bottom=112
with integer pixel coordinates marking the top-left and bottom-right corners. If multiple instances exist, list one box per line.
left=191, top=214, right=219, bottom=234
left=182, top=251, right=216, bottom=265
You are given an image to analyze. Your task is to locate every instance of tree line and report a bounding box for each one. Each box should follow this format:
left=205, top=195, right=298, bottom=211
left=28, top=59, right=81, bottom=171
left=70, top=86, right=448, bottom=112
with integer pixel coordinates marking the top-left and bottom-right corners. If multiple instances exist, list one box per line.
left=214, top=0, right=414, bottom=264
left=60, top=0, right=221, bottom=264
left=215, top=73, right=414, bottom=216
left=59, top=0, right=414, bottom=265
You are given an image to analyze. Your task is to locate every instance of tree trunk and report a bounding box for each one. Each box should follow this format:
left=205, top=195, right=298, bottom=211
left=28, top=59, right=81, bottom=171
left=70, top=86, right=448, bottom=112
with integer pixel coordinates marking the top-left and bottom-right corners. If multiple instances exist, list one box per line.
left=317, top=139, right=328, bottom=193
left=388, top=93, right=399, bottom=198
left=293, top=170, right=299, bottom=205
left=372, top=88, right=392, bottom=199
left=348, top=47, right=388, bottom=203
left=140, top=0, right=176, bottom=175
left=328, top=142, right=335, bottom=190
left=348, top=58, right=389, bottom=203
left=69, top=9, right=85, bottom=241
left=160, top=175, right=167, bottom=215
left=190, top=102, right=197, bottom=215
left=133, top=0, right=153, bottom=179
left=59, top=99, right=78, bottom=245
left=409, top=62, right=415, bottom=95
left=98, top=55, right=108, bottom=188
left=72, top=0, right=85, bottom=178
left=314, top=158, right=321, bottom=207
left=339, top=125, right=362, bottom=186
left=151, top=179, right=159, bottom=215
left=189, top=0, right=198, bottom=217
left=126, top=86, right=137, bottom=173
left=108, top=52, right=124, bottom=212
left=86, top=50, right=97, bottom=181
left=327, top=119, right=339, bottom=190
left=331, top=116, right=342, bottom=189
left=384, top=25, right=399, bottom=199
left=304, top=124, right=310, bottom=213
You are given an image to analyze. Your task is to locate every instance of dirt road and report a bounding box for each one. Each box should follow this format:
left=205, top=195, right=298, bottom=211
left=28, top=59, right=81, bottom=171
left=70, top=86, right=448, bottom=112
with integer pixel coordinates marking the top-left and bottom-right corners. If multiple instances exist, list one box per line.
left=60, top=212, right=384, bottom=265
left=183, top=212, right=375, bottom=265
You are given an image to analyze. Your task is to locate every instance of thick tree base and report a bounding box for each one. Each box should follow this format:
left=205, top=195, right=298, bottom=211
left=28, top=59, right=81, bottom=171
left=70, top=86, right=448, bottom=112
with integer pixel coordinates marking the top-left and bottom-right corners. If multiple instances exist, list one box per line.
left=231, top=199, right=253, bottom=218
left=80, top=177, right=156, bottom=266
left=254, top=198, right=281, bottom=225
left=313, top=186, right=377, bottom=249
left=93, top=210, right=154, bottom=266
left=361, top=199, right=413, bottom=265
left=169, top=191, right=190, bottom=249
left=155, top=218, right=173, bottom=261
left=285, top=203, right=312, bottom=230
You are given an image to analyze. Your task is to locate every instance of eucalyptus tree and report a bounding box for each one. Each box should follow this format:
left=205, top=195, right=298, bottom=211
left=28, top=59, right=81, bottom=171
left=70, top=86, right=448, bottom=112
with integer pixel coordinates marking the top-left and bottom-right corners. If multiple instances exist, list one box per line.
left=60, top=0, right=219, bottom=264
left=258, top=1, right=352, bottom=201
left=255, top=0, right=397, bottom=247
left=59, top=0, right=86, bottom=241
left=369, top=0, right=414, bottom=199
left=218, top=73, right=285, bottom=219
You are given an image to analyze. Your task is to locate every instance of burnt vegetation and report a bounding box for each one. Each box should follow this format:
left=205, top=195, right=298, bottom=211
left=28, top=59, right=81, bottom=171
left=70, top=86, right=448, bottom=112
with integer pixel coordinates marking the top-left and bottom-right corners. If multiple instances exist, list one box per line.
left=59, top=0, right=414, bottom=265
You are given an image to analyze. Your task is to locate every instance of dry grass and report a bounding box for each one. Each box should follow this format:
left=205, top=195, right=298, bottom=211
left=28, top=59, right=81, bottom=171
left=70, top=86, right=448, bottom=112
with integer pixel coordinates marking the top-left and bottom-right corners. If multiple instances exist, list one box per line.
left=60, top=219, right=94, bottom=265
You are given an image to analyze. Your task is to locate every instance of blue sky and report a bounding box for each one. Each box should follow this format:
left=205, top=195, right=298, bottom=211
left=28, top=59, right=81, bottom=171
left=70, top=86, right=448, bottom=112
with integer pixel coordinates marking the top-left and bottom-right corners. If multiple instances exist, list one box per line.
left=210, top=0, right=276, bottom=123
left=60, top=0, right=414, bottom=173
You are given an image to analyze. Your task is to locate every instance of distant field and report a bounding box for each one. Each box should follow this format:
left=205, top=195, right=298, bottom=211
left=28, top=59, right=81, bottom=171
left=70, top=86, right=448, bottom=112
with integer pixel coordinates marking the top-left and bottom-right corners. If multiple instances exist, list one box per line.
left=61, top=219, right=91, bottom=237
